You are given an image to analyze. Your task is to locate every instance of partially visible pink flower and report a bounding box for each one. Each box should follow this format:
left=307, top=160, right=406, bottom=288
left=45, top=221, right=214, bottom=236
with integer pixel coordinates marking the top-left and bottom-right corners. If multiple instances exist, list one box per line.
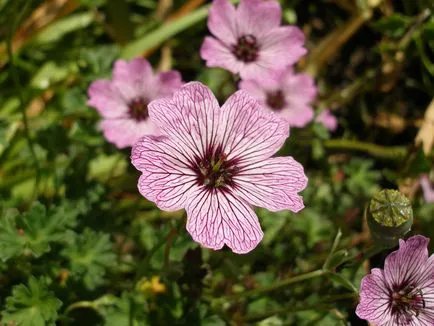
left=200, top=0, right=306, bottom=79
left=356, top=235, right=434, bottom=325
left=316, top=109, right=338, bottom=131
left=239, top=67, right=316, bottom=128
left=131, top=82, right=307, bottom=254
left=87, top=58, right=183, bottom=148
left=421, top=175, right=434, bottom=203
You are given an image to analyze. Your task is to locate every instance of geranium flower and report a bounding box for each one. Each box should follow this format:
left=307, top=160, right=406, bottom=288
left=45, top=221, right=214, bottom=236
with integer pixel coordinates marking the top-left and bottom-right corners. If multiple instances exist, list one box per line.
left=316, top=109, right=338, bottom=131
left=131, top=82, right=307, bottom=254
left=421, top=175, right=434, bottom=203
left=356, top=235, right=434, bottom=325
left=239, top=67, right=316, bottom=128
left=87, top=58, right=183, bottom=148
left=200, top=0, right=306, bottom=79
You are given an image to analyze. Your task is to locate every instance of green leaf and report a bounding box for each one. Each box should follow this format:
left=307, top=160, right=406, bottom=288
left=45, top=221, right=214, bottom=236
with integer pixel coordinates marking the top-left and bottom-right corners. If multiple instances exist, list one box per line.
left=62, top=228, right=116, bottom=290
left=98, top=293, right=148, bottom=326
left=372, top=13, right=411, bottom=38
left=0, top=202, right=78, bottom=261
left=2, top=277, right=62, bottom=326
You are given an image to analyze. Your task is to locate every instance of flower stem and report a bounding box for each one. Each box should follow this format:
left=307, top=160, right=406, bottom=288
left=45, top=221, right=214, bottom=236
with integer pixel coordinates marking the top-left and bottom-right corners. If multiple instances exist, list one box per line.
left=64, top=301, right=97, bottom=315
left=224, top=269, right=326, bottom=300
left=324, top=139, right=407, bottom=160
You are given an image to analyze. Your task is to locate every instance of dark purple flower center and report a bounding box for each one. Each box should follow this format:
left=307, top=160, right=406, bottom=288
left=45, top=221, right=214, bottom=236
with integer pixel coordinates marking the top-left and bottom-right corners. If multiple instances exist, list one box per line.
left=231, top=35, right=259, bottom=63
left=266, top=90, right=286, bottom=111
left=192, top=146, right=239, bottom=190
left=390, top=284, right=425, bottom=321
left=128, top=97, right=149, bottom=122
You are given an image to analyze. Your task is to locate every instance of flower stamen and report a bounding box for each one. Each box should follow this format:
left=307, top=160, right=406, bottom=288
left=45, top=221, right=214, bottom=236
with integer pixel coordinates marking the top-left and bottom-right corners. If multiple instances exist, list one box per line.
left=128, top=97, right=149, bottom=121
left=231, top=35, right=259, bottom=63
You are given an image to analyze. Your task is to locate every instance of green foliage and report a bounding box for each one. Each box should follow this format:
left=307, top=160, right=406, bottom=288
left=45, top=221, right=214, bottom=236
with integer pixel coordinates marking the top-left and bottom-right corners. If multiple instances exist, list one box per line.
left=1, top=277, right=62, bottom=326
left=61, top=228, right=116, bottom=290
left=0, top=202, right=78, bottom=261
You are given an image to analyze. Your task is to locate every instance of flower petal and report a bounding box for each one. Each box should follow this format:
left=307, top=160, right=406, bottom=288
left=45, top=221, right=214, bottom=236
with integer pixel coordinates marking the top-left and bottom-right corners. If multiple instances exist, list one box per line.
left=186, top=189, right=263, bottom=254
left=356, top=268, right=393, bottom=325
left=148, top=82, right=221, bottom=158
left=233, top=157, right=307, bottom=212
left=157, top=70, right=183, bottom=98
left=421, top=175, right=434, bottom=203
left=208, top=0, right=238, bottom=44
left=236, top=0, right=282, bottom=38
left=219, top=90, right=289, bottom=164
left=87, top=80, right=129, bottom=118
left=100, top=118, right=158, bottom=149
left=278, top=104, right=314, bottom=128
left=112, top=58, right=155, bottom=101
left=316, top=110, right=338, bottom=131
left=131, top=136, right=197, bottom=211
left=200, top=36, right=242, bottom=74
left=259, top=26, right=307, bottom=69
left=383, top=235, right=430, bottom=290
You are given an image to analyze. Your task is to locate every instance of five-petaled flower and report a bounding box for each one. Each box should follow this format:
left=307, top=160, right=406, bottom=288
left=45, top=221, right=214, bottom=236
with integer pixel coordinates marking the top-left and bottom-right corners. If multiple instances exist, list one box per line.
left=131, top=82, right=308, bottom=254
left=240, top=67, right=316, bottom=128
left=87, top=58, right=183, bottom=148
left=356, top=235, right=434, bottom=325
left=200, top=0, right=306, bottom=79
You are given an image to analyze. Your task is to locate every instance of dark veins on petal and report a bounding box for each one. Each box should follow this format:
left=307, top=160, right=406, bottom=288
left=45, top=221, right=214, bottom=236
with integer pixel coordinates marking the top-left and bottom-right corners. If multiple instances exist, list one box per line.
left=266, top=90, right=286, bottom=111
left=389, top=281, right=427, bottom=324
left=191, top=144, right=239, bottom=191
left=128, top=97, right=149, bottom=121
left=231, top=35, right=259, bottom=63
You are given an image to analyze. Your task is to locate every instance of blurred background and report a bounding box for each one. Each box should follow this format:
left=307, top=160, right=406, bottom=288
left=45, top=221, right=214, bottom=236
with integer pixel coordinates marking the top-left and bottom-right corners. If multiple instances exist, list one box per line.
left=0, top=0, right=434, bottom=325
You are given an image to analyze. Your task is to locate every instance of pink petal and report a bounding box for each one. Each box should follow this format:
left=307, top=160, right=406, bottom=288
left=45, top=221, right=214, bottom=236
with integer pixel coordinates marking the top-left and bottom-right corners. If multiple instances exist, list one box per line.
left=100, top=119, right=158, bottom=149
left=278, top=104, right=314, bottom=128
left=283, top=72, right=317, bottom=104
left=219, top=90, right=289, bottom=164
left=157, top=70, right=183, bottom=98
left=316, top=110, right=338, bottom=132
left=259, top=26, right=307, bottom=69
left=236, top=0, right=282, bottom=38
left=87, top=80, right=129, bottom=118
left=148, top=82, right=221, bottom=158
left=208, top=0, right=238, bottom=44
left=200, top=36, right=242, bottom=74
left=131, top=136, right=197, bottom=211
left=185, top=189, right=263, bottom=254
left=233, top=157, right=307, bottom=212
left=112, top=58, right=155, bottom=101
left=383, top=235, right=430, bottom=291
left=421, top=175, right=434, bottom=203
left=356, top=268, right=393, bottom=325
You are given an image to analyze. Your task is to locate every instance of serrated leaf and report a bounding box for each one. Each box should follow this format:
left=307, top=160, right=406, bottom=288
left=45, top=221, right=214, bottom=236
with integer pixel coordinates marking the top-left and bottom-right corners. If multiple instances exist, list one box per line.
left=2, top=277, right=62, bottom=326
left=98, top=293, right=148, bottom=326
left=0, top=202, right=79, bottom=261
left=62, top=228, right=116, bottom=290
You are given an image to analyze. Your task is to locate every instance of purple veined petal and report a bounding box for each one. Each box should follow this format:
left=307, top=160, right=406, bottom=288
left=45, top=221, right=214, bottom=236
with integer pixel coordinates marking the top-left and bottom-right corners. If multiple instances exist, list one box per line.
left=383, top=236, right=430, bottom=293
left=148, top=82, right=221, bottom=158
left=185, top=188, right=263, bottom=254
left=200, top=36, right=243, bottom=74
left=100, top=118, right=159, bottom=149
left=356, top=268, right=393, bottom=326
left=421, top=175, right=434, bottom=203
left=208, top=0, right=238, bottom=45
left=87, top=80, right=129, bottom=119
left=259, top=26, right=307, bottom=69
left=236, top=0, right=282, bottom=39
left=233, top=156, right=307, bottom=212
left=131, top=136, right=197, bottom=211
left=218, top=90, right=289, bottom=164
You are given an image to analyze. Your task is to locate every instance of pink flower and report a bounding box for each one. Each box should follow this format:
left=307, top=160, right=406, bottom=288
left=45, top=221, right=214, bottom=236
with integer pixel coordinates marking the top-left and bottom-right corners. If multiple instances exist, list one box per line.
left=131, top=82, right=307, bottom=254
left=316, top=109, right=338, bottom=131
left=200, top=0, right=306, bottom=79
left=421, top=175, right=434, bottom=203
left=87, top=58, right=183, bottom=148
left=356, top=235, right=434, bottom=325
left=239, top=67, right=316, bottom=128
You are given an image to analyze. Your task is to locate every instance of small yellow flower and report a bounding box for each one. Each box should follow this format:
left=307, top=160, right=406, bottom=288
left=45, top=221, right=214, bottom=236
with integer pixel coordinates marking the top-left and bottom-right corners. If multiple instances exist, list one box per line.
left=136, top=276, right=166, bottom=295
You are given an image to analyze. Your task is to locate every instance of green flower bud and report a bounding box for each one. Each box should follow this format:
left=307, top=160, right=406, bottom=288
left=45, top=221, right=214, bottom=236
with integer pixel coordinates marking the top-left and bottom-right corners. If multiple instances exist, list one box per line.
left=367, top=189, right=413, bottom=247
